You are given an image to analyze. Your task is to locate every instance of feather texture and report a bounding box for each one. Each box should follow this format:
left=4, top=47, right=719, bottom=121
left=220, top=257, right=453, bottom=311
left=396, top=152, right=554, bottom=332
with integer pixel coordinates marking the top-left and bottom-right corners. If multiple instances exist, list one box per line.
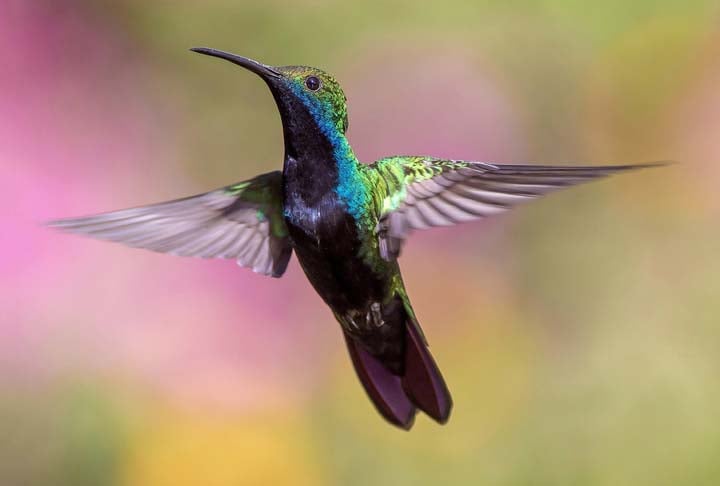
left=372, top=157, right=665, bottom=260
left=48, top=171, right=292, bottom=277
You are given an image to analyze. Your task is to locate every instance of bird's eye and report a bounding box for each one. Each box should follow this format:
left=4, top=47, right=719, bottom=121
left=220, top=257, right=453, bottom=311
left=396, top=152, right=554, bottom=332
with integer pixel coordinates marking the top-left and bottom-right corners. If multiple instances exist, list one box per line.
left=305, top=76, right=321, bottom=91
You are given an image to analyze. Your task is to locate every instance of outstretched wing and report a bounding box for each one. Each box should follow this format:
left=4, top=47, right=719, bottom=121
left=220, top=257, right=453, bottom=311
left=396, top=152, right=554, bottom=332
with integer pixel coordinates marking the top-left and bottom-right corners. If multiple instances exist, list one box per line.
left=49, top=171, right=292, bottom=277
left=371, top=156, right=663, bottom=260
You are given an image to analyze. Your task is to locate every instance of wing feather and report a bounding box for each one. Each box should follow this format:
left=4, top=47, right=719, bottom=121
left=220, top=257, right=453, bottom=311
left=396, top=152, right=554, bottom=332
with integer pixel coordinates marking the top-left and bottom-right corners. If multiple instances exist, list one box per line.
left=372, top=157, right=665, bottom=260
left=49, top=171, right=293, bottom=277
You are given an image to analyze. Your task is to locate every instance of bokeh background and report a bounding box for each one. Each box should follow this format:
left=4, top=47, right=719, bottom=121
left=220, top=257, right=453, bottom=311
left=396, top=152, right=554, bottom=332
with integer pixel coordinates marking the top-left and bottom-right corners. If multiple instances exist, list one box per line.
left=3, top=0, right=720, bottom=484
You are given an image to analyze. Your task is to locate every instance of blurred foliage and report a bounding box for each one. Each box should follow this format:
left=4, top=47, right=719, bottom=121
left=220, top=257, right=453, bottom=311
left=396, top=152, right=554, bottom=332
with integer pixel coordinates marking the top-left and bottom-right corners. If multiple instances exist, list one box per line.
left=0, top=383, right=128, bottom=486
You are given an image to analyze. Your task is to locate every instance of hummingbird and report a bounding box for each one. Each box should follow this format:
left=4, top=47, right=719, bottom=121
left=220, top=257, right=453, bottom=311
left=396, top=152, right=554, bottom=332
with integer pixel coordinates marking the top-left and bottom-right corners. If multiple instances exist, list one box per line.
left=50, top=47, right=663, bottom=429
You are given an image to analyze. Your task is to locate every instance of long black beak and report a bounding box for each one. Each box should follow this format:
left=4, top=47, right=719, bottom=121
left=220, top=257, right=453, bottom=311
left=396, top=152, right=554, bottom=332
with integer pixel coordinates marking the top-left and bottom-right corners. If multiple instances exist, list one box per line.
left=190, top=47, right=281, bottom=80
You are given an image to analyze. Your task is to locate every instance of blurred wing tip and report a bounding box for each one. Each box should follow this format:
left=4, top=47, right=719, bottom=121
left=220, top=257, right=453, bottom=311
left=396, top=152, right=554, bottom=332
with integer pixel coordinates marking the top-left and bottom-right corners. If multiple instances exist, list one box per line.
left=591, top=160, right=673, bottom=178
left=44, top=218, right=81, bottom=230
left=45, top=218, right=65, bottom=226
left=638, top=160, right=675, bottom=169
left=44, top=217, right=113, bottom=235
left=606, top=160, right=674, bottom=171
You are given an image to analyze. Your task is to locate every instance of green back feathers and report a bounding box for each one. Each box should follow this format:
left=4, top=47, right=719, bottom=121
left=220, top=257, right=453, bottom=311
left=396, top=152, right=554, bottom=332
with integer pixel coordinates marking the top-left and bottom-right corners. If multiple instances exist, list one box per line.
left=369, top=156, right=472, bottom=214
left=225, top=171, right=288, bottom=239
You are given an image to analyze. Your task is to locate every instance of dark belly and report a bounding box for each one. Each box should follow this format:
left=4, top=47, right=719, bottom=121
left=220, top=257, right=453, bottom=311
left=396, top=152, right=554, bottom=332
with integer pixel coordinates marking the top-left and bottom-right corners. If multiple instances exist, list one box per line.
left=284, top=203, right=407, bottom=372
left=286, top=210, right=389, bottom=312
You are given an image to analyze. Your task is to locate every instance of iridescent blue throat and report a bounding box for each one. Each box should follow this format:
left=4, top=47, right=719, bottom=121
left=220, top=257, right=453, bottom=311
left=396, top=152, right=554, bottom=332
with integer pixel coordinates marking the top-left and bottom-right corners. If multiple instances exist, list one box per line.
left=287, top=81, right=369, bottom=222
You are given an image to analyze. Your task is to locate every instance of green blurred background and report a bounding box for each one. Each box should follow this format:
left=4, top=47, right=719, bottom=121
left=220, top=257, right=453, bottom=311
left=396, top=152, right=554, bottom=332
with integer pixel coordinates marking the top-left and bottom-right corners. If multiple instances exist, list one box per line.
left=3, top=0, right=720, bottom=484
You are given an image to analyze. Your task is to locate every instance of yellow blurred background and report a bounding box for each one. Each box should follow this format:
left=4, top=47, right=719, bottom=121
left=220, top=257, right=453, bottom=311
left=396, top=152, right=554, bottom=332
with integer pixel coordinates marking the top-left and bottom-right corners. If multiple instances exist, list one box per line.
left=3, top=0, right=719, bottom=484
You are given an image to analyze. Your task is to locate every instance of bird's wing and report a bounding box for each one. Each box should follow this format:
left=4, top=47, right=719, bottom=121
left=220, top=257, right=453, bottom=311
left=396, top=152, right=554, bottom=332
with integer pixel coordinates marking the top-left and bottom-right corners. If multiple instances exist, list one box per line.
left=371, top=156, right=663, bottom=260
left=49, top=171, right=293, bottom=277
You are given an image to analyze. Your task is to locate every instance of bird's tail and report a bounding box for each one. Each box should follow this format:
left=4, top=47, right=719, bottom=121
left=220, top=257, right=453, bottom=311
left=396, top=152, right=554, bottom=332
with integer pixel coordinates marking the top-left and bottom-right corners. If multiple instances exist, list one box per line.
left=344, top=313, right=452, bottom=429
left=402, top=315, right=453, bottom=424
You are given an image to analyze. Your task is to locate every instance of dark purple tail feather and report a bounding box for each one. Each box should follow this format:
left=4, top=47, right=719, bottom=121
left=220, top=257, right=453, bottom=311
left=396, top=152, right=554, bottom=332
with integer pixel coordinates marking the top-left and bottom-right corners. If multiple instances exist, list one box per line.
left=401, top=320, right=453, bottom=424
left=344, top=317, right=452, bottom=428
left=344, top=335, right=417, bottom=429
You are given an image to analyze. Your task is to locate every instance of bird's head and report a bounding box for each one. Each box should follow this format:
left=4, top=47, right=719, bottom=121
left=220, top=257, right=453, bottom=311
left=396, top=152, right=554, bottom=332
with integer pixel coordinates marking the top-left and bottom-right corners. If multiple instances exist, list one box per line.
left=191, top=48, right=349, bottom=142
left=272, top=65, right=349, bottom=135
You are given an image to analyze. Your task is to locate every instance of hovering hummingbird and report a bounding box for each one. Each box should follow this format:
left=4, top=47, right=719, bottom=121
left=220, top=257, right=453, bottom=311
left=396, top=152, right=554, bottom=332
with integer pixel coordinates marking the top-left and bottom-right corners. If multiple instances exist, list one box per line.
left=50, top=47, right=663, bottom=429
